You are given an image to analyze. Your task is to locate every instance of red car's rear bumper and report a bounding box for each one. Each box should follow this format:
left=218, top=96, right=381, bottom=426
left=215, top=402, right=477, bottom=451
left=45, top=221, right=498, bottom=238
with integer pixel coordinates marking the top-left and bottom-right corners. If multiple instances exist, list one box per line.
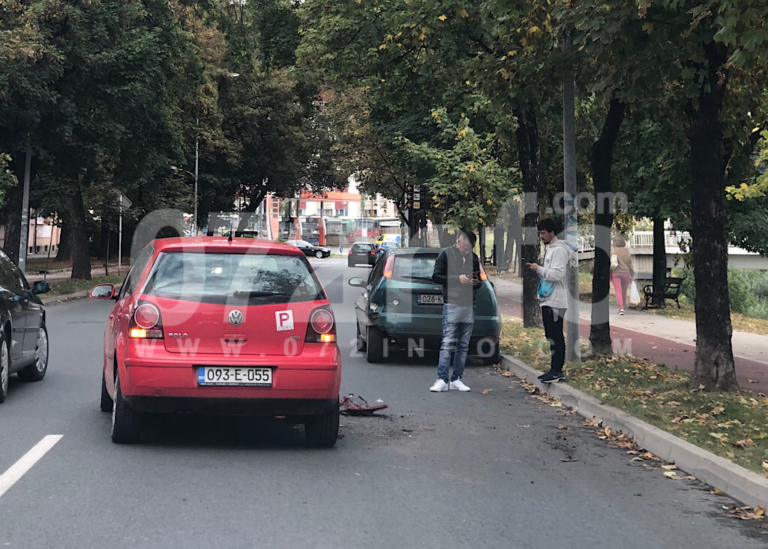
left=120, top=343, right=341, bottom=415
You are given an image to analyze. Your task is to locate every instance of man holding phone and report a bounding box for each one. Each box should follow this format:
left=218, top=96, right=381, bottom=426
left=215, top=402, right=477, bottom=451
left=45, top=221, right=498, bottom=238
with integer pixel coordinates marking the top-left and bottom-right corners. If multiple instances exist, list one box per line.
left=430, top=230, right=481, bottom=392
left=526, top=218, right=570, bottom=383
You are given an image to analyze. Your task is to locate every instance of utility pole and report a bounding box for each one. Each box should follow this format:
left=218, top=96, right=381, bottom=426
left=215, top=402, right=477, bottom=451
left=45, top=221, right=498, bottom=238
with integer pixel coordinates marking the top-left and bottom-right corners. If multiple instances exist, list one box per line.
left=563, top=34, right=581, bottom=363
left=194, top=117, right=199, bottom=237
left=18, top=151, right=32, bottom=274
left=118, top=195, right=123, bottom=274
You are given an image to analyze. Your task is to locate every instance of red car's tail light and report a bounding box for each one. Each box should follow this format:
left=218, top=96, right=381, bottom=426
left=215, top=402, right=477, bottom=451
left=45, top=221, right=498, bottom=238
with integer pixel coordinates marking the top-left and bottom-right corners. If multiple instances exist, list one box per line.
left=130, top=302, right=163, bottom=339
left=134, top=303, right=160, bottom=329
left=306, top=306, right=336, bottom=343
left=310, top=309, right=334, bottom=334
left=382, top=255, right=395, bottom=278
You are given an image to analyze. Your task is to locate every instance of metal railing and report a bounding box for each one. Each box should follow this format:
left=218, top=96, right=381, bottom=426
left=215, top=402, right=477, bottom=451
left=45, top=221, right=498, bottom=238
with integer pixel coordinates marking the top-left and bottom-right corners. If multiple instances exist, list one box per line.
left=631, top=231, right=691, bottom=248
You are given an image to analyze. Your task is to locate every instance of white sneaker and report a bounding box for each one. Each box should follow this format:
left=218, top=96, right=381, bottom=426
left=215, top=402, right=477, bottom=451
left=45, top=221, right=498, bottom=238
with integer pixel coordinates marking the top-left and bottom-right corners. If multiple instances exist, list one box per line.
left=619, top=309, right=625, bottom=315
left=430, top=379, right=449, bottom=392
left=450, top=379, right=471, bottom=392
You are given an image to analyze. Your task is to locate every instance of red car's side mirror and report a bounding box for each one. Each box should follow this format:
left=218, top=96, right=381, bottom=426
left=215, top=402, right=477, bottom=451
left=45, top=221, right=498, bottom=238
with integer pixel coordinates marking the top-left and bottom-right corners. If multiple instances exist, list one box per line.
left=90, top=283, right=117, bottom=300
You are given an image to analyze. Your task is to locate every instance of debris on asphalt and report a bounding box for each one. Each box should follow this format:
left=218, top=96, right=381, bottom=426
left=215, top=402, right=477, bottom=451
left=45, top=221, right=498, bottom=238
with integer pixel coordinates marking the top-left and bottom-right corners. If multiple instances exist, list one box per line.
left=340, top=394, right=388, bottom=416
left=725, top=505, right=766, bottom=521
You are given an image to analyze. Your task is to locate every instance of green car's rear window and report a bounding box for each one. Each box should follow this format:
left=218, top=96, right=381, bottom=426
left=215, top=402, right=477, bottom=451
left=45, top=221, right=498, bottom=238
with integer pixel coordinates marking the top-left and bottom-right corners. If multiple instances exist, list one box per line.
left=391, top=254, right=439, bottom=283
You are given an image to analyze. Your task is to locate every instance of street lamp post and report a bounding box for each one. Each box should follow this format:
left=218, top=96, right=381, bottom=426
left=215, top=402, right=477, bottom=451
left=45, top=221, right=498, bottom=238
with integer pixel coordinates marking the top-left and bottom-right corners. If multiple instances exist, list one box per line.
left=189, top=72, right=238, bottom=237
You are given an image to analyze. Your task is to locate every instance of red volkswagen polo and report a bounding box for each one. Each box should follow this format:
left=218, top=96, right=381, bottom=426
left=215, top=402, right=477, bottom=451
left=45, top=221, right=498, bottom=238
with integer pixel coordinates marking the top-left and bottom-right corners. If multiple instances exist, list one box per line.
left=90, top=238, right=341, bottom=446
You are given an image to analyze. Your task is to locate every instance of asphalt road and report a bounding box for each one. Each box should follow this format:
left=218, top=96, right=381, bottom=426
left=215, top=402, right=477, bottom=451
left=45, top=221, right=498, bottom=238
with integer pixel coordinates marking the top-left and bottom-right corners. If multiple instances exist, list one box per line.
left=0, top=258, right=765, bottom=548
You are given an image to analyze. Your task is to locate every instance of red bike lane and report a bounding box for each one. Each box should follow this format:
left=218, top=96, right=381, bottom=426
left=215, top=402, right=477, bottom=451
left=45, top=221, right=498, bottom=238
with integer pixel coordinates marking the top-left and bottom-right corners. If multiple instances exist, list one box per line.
left=496, top=296, right=768, bottom=395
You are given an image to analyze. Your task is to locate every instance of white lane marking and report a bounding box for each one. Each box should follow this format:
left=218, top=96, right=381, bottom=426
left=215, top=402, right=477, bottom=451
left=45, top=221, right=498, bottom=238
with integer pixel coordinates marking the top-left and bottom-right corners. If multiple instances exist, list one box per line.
left=0, top=435, right=63, bottom=499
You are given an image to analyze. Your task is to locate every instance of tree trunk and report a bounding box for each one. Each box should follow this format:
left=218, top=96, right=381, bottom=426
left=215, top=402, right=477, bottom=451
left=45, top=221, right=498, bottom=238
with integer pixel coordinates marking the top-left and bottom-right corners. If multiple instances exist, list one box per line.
left=70, top=188, right=92, bottom=280
left=438, top=224, right=454, bottom=248
left=589, top=98, right=625, bottom=355
left=493, top=226, right=504, bottom=267
left=235, top=189, right=267, bottom=233
left=504, top=204, right=522, bottom=274
left=478, top=225, right=486, bottom=264
left=55, top=222, right=71, bottom=262
left=685, top=41, right=737, bottom=392
left=4, top=177, right=23, bottom=266
left=514, top=105, right=542, bottom=328
left=99, top=217, right=110, bottom=261
left=652, top=216, right=666, bottom=307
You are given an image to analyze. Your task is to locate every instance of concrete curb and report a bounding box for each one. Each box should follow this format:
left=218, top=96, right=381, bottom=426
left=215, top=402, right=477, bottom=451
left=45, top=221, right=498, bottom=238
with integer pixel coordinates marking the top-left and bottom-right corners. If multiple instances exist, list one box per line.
left=41, top=290, right=90, bottom=306
left=500, top=354, right=768, bottom=509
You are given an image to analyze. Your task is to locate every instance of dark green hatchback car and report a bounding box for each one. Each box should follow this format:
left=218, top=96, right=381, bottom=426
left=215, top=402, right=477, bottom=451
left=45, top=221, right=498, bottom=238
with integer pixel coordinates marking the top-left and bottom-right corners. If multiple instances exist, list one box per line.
left=348, top=247, right=501, bottom=365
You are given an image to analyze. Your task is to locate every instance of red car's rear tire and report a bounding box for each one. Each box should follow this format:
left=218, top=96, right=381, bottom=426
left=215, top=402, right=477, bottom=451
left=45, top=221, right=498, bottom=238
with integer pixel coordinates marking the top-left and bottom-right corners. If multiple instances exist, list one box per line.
left=111, top=372, right=142, bottom=444
left=305, top=402, right=340, bottom=448
left=100, top=370, right=113, bottom=412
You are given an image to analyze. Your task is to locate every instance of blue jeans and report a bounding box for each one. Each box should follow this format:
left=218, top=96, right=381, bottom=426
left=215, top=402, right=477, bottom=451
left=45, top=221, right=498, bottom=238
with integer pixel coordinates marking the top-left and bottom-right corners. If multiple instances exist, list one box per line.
left=437, top=303, right=475, bottom=383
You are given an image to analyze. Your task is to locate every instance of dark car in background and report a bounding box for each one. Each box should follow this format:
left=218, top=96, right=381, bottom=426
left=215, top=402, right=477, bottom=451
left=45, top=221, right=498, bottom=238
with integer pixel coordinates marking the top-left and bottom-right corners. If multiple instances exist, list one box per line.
left=348, top=247, right=501, bottom=366
left=348, top=243, right=377, bottom=267
left=0, top=248, right=51, bottom=403
left=286, top=240, right=331, bottom=259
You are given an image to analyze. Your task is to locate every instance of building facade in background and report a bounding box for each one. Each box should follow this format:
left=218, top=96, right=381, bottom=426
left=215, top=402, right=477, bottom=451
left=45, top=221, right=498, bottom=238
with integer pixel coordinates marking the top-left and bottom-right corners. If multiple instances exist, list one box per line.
left=0, top=215, right=61, bottom=255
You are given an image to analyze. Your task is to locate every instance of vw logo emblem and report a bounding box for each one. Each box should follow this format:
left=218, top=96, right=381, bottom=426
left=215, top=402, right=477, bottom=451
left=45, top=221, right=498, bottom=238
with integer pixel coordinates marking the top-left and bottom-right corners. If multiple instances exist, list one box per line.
left=228, top=310, right=244, bottom=326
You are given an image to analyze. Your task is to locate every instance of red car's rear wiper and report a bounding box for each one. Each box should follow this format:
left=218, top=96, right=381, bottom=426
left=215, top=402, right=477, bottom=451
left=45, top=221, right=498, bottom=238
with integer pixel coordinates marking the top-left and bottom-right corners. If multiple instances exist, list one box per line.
left=233, top=291, right=289, bottom=298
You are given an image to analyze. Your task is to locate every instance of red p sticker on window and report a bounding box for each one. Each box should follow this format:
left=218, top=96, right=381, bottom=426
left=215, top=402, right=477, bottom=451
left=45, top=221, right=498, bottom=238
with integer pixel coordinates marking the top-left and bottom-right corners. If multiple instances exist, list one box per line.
left=276, top=310, right=294, bottom=331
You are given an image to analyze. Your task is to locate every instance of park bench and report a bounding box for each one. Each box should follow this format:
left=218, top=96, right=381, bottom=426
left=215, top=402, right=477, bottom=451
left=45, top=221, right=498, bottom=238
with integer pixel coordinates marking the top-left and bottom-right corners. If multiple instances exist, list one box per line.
left=643, top=277, right=685, bottom=309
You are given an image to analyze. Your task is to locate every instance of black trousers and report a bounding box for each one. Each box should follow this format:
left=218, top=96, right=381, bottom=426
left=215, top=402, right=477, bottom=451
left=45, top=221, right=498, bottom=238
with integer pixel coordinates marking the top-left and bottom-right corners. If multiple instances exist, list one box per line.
left=541, top=306, right=566, bottom=373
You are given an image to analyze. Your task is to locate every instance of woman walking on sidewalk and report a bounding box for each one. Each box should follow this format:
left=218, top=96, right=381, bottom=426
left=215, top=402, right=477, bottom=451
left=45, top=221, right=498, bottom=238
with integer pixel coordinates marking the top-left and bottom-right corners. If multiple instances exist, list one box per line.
left=610, top=235, right=634, bottom=315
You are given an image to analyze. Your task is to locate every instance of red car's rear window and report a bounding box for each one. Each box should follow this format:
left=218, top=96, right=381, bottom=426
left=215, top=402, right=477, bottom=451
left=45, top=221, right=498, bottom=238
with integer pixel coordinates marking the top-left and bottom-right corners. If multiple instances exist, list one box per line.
left=141, top=251, right=325, bottom=305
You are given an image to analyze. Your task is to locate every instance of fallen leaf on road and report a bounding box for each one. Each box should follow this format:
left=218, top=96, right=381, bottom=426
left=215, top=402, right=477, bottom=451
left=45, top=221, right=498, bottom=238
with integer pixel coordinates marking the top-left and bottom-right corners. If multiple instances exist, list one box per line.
left=557, top=425, right=569, bottom=431
left=749, top=379, right=758, bottom=383
left=712, top=488, right=725, bottom=495
left=583, top=417, right=601, bottom=427
left=662, top=464, right=679, bottom=471
left=755, top=506, right=766, bottom=518
left=663, top=471, right=678, bottom=479
left=604, top=426, right=612, bottom=437
left=501, top=370, right=513, bottom=377
left=481, top=389, right=492, bottom=394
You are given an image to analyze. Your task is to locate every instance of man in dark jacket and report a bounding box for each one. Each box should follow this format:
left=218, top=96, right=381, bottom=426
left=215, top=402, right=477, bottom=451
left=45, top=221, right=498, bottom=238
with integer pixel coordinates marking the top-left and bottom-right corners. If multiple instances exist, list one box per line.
left=430, top=230, right=480, bottom=392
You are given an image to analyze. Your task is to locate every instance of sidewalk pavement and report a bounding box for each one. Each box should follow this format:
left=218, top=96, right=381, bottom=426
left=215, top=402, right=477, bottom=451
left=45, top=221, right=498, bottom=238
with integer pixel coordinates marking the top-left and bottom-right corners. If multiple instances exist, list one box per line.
left=26, top=264, right=124, bottom=283
left=491, top=275, right=768, bottom=394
